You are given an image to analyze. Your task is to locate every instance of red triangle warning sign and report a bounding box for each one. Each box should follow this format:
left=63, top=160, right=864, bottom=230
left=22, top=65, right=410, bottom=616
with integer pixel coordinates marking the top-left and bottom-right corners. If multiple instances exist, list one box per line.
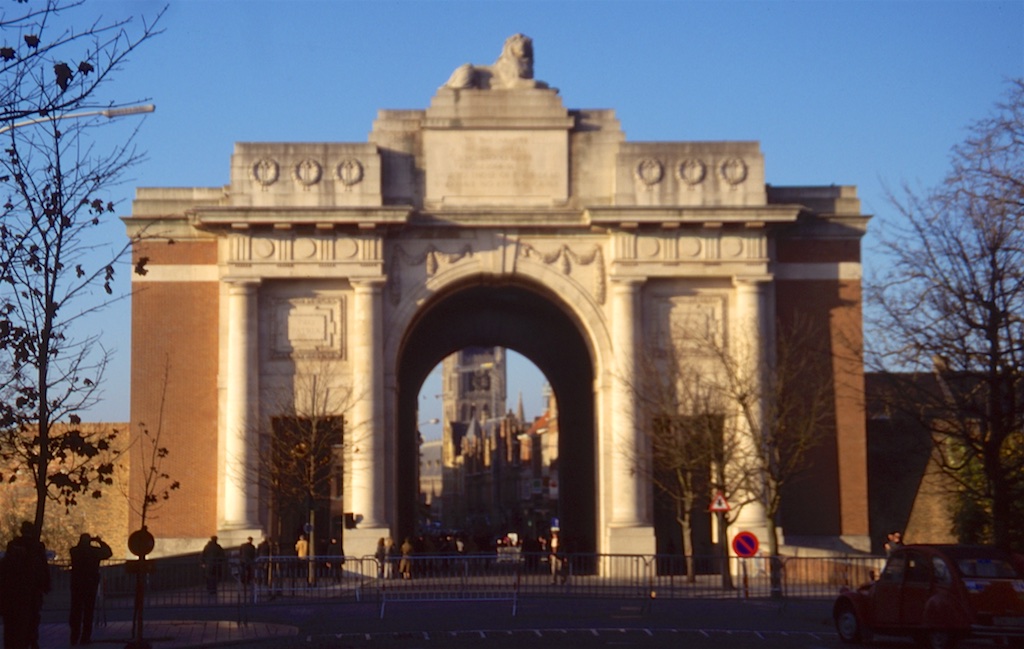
left=708, top=491, right=731, bottom=512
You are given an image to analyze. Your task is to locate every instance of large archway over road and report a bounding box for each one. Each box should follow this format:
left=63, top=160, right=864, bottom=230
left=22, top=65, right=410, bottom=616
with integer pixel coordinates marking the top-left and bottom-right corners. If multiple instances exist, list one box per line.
left=396, top=278, right=596, bottom=554
left=124, top=45, right=871, bottom=558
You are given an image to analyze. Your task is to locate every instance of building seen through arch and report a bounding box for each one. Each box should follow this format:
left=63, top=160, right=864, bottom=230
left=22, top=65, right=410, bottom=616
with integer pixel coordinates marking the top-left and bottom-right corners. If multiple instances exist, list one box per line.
left=419, top=349, right=561, bottom=549
left=125, top=34, right=870, bottom=561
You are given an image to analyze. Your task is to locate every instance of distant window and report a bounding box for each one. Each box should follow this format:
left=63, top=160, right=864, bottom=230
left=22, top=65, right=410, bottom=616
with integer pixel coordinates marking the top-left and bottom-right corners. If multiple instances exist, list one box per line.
left=957, top=558, right=1018, bottom=578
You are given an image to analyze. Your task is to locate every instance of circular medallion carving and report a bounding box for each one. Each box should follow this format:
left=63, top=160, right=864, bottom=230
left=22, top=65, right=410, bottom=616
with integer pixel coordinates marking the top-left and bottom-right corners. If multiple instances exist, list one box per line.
left=723, top=238, right=744, bottom=258
left=336, top=159, right=364, bottom=186
left=253, top=239, right=275, bottom=259
left=337, top=238, right=358, bottom=259
left=294, top=238, right=317, bottom=259
left=679, top=237, right=701, bottom=258
left=638, top=237, right=660, bottom=258
left=251, top=158, right=279, bottom=186
left=294, top=159, right=323, bottom=186
left=677, top=159, right=707, bottom=185
left=720, top=157, right=748, bottom=185
left=635, top=158, right=664, bottom=186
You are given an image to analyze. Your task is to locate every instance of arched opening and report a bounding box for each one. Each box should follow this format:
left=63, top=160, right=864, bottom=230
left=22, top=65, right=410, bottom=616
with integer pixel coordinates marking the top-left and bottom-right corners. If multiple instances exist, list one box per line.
left=396, top=278, right=596, bottom=555
left=416, top=349, right=552, bottom=546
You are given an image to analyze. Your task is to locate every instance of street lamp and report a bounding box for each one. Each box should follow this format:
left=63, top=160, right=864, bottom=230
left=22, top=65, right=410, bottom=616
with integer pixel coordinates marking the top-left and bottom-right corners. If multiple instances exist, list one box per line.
left=0, top=103, right=155, bottom=135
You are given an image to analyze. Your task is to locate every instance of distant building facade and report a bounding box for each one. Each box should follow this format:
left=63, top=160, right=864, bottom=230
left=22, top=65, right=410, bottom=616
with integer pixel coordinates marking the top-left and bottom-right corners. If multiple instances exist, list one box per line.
left=442, top=347, right=507, bottom=426
left=420, top=382, right=560, bottom=544
left=124, top=34, right=871, bottom=559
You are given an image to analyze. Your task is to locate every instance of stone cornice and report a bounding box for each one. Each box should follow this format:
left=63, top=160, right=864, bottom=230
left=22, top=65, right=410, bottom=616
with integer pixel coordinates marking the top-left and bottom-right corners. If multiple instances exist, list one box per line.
left=412, top=208, right=585, bottom=227
left=422, top=116, right=575, bottom=130
left=773, top=211, right=872, bottom=242
left=188, top=206, right=414, bottom=230
left=584, top=205, right=802, bottom=226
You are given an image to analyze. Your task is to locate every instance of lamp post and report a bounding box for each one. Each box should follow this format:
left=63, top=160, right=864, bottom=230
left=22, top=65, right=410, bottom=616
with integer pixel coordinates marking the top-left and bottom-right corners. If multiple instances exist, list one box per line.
left=0, top=103, right=155, bottom=134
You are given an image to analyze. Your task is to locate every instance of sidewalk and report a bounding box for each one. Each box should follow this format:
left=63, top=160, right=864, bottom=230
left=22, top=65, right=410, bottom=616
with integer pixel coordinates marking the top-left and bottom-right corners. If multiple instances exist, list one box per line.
left=34, top=619, right=298, bottom=649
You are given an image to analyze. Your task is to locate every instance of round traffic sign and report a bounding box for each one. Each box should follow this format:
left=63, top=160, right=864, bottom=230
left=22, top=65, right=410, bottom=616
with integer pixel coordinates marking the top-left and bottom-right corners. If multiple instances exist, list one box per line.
left=732, top=531, right=760, bottom=558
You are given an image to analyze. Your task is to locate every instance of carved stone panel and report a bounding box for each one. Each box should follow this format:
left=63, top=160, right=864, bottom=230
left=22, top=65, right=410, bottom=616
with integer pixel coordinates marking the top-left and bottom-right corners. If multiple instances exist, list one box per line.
left=518, top=240, right=606, bottom=305
left=271, top=297, right=345, bottom=359
left=655, top=295, right=726, bottom=356
left=229, top=233, right=379, bottom=266
left=423, top=130, right=569, bottom=206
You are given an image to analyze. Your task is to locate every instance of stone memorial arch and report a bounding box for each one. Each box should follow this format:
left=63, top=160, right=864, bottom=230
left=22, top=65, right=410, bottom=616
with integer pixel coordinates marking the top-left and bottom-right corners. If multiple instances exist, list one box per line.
left=126, top=34, right=870, bottom=559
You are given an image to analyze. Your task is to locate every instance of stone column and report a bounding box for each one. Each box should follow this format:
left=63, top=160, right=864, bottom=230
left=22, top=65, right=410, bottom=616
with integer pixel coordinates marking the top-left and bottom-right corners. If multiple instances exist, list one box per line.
left=223, top=278, right=260, bottom=531
left=610, top=278, right=645, bottom=527
left=350, top=278, right=387, bottom=529
left=732, top=278, right=770, bottom=535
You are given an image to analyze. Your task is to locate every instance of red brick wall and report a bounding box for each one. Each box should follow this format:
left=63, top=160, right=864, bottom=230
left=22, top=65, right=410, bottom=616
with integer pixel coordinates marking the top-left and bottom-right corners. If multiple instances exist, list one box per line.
left=774, top=276, right=868, bottom=538
left=129, top=240, right=219, bottom=539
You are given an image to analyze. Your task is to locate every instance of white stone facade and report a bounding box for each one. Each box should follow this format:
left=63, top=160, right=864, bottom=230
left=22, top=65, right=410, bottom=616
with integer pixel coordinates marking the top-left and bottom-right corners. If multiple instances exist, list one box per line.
left=126, top=35, right=869, bottom=559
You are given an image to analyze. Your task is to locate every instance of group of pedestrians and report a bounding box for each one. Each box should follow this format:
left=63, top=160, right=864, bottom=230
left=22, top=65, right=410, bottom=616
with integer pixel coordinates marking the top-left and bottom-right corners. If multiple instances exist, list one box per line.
left=375, top=536, right=414, bottom=579
left=200, top=534, right=268, bottom=594
left=0, top=521, right=111, bottom=648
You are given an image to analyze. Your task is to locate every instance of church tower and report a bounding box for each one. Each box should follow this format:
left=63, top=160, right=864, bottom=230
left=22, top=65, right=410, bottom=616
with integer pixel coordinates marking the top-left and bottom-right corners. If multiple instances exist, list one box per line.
left=441, top=347, right=508, bottom=428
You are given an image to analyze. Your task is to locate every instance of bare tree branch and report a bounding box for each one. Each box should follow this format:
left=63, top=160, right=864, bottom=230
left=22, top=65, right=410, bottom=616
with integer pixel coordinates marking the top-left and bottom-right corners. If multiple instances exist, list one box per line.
left=868, top=79, right=1024, bottom=549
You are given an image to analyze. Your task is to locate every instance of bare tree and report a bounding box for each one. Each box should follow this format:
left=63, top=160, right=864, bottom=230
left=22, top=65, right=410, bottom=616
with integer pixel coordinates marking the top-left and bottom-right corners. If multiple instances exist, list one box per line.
left=655, top=313, right=832, bottom=595
left=250, top=364, right=363, bottom=559
left=712, top=317, right=834, bottom=561
left=0, top=0, right=164, bottom=535
left=869, top=79, right=1024, bottom=549
left=633, top=343, right=747, bottom=585
left=122, top=356, right=180, bottom=531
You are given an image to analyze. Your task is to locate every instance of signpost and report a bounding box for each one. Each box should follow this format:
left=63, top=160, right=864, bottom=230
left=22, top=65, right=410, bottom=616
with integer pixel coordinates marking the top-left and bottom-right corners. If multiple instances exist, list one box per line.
left=731, top=531, right=760, bottom=598
left=708, top=491, right=731, bottom=513
left=709, top=491, right=732, bottom=589
left=731, top=531, right=759, bottom=558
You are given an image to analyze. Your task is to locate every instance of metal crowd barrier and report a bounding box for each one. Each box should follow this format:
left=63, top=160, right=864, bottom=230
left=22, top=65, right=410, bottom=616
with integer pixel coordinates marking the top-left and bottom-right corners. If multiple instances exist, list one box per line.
left=43, top=552, right=886, bottom=619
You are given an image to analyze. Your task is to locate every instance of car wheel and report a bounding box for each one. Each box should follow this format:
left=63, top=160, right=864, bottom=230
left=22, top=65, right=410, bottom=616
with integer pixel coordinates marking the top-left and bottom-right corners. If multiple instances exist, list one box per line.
left=917, top=630, right=959, bottom=649
left=835, top=603, right=863, bottom=644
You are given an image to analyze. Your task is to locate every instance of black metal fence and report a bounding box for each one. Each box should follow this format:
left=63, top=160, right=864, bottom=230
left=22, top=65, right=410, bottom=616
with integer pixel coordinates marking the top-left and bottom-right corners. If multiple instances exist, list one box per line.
left=45, top=552, right=884, bottom=620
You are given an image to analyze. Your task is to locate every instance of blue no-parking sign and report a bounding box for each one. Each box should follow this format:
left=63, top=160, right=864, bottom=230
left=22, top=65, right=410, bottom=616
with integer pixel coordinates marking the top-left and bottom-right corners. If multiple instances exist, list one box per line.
left=732, top=531, right=759, bottom=558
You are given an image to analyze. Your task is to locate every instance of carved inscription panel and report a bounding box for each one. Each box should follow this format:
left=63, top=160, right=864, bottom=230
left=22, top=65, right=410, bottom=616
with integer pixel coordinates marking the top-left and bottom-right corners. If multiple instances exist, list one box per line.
left=423, top=130, right=568, bottom=205
left=656, top=295, right=726, bottom=356
left=271, top=297, right=345, bottom=359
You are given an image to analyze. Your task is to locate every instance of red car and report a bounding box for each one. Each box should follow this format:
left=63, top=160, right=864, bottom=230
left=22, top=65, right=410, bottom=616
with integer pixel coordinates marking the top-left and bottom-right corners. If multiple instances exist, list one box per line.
left=834, top=544, right=1024, bottom=649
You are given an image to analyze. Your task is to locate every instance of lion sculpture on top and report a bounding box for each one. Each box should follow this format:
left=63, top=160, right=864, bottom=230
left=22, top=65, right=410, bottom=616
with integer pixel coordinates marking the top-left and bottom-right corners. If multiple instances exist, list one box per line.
left=443, top=33, right=549, bottom=90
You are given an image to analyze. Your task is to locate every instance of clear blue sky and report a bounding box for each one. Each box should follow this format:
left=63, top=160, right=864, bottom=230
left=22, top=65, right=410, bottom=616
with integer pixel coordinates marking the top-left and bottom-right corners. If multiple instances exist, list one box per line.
left=70, top=0, right=1023, bottom=435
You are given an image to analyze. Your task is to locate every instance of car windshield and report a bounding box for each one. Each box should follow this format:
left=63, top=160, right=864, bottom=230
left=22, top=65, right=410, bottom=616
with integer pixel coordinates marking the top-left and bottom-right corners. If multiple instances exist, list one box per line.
left=957, top=558, right=1018, bottom=578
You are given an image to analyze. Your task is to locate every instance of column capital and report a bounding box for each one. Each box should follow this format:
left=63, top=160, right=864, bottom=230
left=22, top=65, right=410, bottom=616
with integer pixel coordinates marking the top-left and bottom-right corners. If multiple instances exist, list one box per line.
left=350, top=276, right=387, bottom=290
left=732, top=275, right=773, bottom=288
left=609, top=276, right=647, bottom=287
left=224, top=277, right=262, bottom=290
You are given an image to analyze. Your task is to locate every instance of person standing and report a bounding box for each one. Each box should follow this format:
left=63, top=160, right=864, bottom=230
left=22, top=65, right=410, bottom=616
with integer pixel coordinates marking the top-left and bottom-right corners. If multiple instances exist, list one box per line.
left=399, top=537, right=414, bottom=580
left=382, top=537, right=396, bottom=579
left=294, top=533, right=311, bottom=584
left=0, top=521, right=51, bottom=649
left=200, top=535, right=225, bottom=595
left=374, top=538, right=387, bottom=579
left=327, top=537, right=344, bottom=580
left=549, top=530, right=564, bottom=584
left=884, top=530, right=904, bottom=556
left=238, top=536, right=256, bottom=585
left=68, top=533, right=112, bottom=645
left=256, top=537, right=272, bottom=588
